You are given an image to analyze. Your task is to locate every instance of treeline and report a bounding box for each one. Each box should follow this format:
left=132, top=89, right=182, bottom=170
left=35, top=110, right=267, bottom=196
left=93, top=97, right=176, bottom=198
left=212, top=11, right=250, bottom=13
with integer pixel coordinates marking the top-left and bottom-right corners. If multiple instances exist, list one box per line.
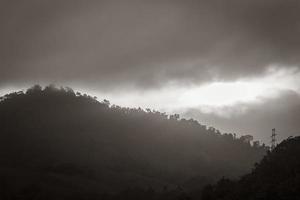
left=0, top=85, right=268, bottom=199
left=201, top=136, right=300, bottom=200
left=0, top=85, right=267, bottom=147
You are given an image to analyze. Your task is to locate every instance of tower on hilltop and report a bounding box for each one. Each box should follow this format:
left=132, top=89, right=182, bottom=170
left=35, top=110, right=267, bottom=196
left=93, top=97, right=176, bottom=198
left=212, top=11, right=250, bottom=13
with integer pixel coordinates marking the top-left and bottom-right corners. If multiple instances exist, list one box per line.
left=271, top=128, right=276, bottom=151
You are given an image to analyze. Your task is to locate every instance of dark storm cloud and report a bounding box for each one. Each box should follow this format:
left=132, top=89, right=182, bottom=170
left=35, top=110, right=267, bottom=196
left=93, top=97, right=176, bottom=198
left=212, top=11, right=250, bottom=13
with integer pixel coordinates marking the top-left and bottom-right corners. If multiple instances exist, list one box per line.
left=0, top=0, right=300, bottom=89
left=183, top=90, right=300, bottom=143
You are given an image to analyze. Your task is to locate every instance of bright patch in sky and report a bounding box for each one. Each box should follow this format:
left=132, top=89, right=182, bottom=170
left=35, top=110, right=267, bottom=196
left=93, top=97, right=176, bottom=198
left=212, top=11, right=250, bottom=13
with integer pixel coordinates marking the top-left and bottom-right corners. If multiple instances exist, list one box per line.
left=1, top=66, right=300, bottom=116
left=179, top=66, right=300, bottom=108
left=86, top=66, right=300, bottom=113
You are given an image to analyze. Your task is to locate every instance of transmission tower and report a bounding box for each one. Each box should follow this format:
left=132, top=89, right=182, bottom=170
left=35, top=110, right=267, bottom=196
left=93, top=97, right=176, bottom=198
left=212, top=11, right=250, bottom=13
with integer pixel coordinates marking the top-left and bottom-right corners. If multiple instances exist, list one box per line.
left=271, top=128, right=276, bottom=151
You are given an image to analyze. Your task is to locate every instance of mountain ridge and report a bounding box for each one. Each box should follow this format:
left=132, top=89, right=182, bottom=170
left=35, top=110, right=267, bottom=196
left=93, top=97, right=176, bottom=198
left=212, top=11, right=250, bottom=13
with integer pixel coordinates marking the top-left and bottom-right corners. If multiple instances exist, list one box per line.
left=201, top=136, right=300, bottom=200
left=0, top=85, right=267, bottom=199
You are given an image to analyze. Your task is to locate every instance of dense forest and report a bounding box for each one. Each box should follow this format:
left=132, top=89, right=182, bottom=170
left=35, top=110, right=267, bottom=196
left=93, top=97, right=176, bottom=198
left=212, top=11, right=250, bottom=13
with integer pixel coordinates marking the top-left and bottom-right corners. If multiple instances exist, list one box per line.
left=201, top=136, right=300, bottom=200
left=0, top=85, right=267, bottom=199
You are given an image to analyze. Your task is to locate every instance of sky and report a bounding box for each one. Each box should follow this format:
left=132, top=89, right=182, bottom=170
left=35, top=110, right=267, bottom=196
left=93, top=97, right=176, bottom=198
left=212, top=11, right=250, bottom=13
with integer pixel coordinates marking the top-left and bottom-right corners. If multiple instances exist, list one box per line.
left=1, top=0, right=300, bottom=143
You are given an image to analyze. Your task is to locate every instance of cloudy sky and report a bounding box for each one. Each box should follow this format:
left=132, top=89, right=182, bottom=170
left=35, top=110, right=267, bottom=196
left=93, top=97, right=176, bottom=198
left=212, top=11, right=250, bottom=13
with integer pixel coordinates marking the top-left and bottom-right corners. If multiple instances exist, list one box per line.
left=1, top=0, right=300, bottom=143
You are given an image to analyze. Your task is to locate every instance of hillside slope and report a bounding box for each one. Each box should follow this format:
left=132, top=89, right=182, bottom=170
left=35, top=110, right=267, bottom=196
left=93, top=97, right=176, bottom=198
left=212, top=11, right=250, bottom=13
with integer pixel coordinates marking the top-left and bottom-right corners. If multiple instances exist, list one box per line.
left=0, top=85, right=267, bottom=198
left=202, top=136, right=300, bottom=200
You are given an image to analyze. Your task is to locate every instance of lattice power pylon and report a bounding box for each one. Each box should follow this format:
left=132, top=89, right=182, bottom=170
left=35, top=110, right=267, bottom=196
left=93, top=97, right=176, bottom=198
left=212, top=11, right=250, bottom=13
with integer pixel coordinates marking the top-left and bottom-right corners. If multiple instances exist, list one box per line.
left=271, top=128, right=276, bottom=151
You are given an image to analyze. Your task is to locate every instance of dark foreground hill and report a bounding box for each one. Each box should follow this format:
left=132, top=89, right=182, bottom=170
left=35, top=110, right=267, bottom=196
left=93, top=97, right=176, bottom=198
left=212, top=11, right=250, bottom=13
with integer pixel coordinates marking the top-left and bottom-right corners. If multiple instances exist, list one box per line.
left=0, top=85, right=267, bottom=199
left=201, top=136, right=300, bottom=200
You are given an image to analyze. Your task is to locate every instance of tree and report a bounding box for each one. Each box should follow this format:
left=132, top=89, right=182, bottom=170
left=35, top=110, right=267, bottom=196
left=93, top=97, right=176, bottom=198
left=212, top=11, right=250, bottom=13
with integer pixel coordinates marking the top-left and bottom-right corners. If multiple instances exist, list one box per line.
left=26, top=84, right=42, bottom=94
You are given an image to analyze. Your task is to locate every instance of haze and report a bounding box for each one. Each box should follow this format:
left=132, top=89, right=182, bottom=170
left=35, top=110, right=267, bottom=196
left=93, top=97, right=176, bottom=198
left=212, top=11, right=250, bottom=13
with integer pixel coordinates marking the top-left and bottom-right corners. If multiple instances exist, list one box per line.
left=1, top=0, right=300, bottom=143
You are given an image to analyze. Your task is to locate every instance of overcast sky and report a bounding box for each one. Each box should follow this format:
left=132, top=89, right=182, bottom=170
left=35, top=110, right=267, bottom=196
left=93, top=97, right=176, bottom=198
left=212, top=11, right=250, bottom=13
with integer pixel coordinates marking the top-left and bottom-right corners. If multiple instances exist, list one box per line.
left=1, top=0, right=300, bottom=143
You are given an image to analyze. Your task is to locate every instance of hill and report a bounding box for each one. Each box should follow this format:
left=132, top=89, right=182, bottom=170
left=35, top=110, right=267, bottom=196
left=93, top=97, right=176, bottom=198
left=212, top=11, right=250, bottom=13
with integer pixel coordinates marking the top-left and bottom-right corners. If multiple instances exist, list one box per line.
left=0, top=85, right=267, bottom=199
left=201, top=136, right=300, bottom=200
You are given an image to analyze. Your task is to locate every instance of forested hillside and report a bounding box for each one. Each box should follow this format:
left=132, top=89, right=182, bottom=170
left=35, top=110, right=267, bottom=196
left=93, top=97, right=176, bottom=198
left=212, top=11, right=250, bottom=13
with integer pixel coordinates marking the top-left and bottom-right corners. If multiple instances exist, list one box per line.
left=0, top=85, right=267, bottom=199
left=201, top=136, right=300, bottom=200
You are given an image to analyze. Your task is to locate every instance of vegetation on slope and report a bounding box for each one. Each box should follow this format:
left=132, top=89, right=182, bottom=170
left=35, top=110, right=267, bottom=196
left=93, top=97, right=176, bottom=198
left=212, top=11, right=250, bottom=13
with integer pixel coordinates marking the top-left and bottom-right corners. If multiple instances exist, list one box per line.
left=201, top=136, right=300, bottom=200
left=0, top=85, right=267, bottom=199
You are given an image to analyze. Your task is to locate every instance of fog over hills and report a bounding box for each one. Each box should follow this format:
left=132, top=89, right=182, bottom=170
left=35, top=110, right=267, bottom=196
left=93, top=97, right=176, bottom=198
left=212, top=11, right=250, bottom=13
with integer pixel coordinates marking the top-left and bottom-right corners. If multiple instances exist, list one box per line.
left=0, top=85, right=267, bottom=199
left=1, top=1, right=299, bottom=199
left=1, top=0, right=300, bottom=144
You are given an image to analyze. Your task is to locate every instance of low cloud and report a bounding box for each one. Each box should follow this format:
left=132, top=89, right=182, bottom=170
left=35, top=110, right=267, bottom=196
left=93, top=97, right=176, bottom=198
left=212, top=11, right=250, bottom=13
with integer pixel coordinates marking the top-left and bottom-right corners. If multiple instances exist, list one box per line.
left=183, top=90, right=300, bottom=143
left=1, top=1, right=300, bottom=143
left=1, top=0, right=300, bottom=89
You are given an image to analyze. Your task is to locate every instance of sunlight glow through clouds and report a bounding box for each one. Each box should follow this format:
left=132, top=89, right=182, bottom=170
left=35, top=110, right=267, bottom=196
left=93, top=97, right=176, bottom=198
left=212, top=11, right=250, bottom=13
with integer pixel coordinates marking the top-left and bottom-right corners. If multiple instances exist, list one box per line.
left=91, top=66, right=300, bottom=113
left=1, top=66, right=300, bottom=117
left=179, top=66, right=300, bottom=108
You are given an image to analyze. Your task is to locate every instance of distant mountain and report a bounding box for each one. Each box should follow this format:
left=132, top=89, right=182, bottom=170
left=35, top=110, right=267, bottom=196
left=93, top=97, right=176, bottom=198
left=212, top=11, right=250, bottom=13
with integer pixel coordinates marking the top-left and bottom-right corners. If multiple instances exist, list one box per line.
left=0, top=85, right=267, bottom=199
left=201, top=136, right=300, bottom=200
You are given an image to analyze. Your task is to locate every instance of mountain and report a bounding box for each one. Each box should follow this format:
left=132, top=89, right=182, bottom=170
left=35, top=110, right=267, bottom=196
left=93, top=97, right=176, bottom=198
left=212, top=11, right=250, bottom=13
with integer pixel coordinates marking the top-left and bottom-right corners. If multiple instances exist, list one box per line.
left=0, top=85, right=267, bottom=199
left=201, top=136, right=300, bottom=200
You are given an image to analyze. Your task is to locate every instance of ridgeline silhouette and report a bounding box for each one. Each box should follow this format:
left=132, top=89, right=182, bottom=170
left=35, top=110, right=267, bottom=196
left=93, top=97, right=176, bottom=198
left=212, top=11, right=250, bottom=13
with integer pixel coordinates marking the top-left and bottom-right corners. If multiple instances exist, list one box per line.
left=201, top=136, right=300, bottom=200
left=0, top=85, right=267, bottom=199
